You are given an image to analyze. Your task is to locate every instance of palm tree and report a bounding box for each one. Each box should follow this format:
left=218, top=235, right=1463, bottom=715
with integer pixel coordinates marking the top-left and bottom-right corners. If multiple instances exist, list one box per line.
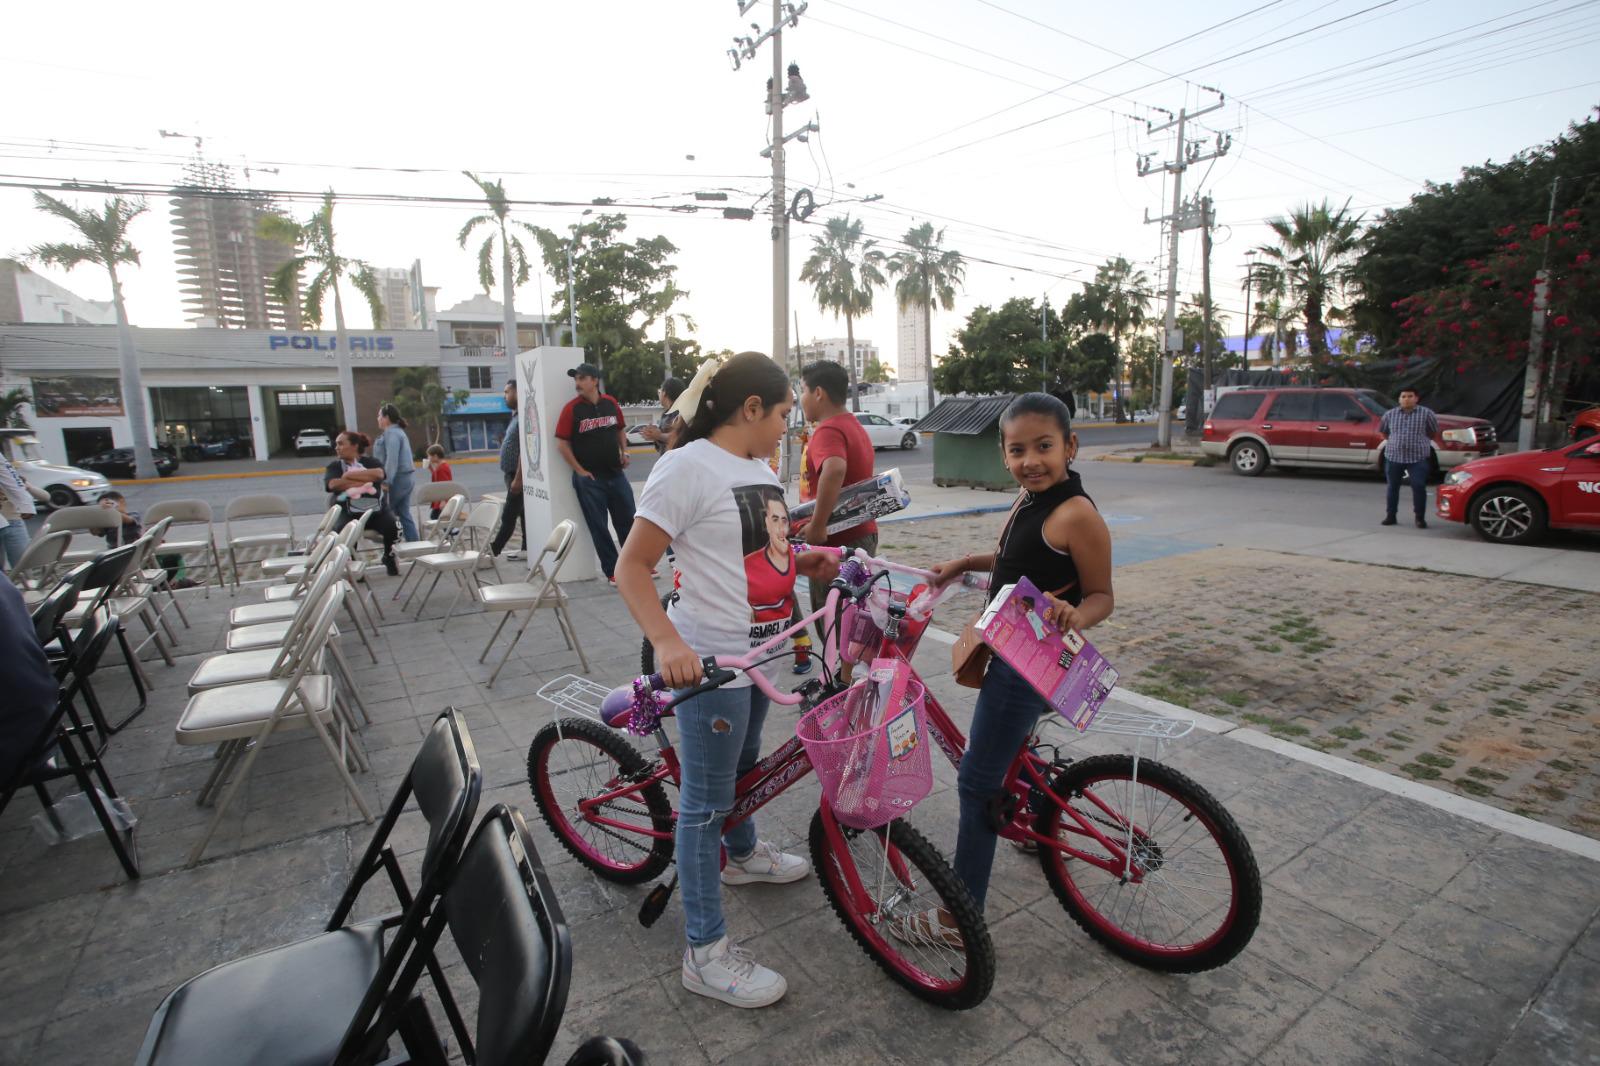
left=259, top=192, right=383, bottom=432
left=887, top=222, right=965, bottom=413
left=459, top=172, right=541, bottom=369
left=1, top=387, right=30, bottom=428
left=25, top=193, right=158, bottom=478
left=801, top=216, right=886, bottom=412
left=1255, top=199, right=1363, bottom=360
left=1090, top=257, right=1153, bottom=423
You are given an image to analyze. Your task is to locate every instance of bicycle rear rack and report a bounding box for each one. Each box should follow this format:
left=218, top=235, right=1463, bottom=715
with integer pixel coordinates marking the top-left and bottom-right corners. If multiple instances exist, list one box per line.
left=535, top=674, right=612, bottom=723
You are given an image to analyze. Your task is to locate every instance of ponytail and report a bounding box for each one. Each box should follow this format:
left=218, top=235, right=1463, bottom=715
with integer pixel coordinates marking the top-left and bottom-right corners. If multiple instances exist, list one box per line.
left=379, top=402, right=407, bottom=429
left=673, top=351, right=790, bottom=449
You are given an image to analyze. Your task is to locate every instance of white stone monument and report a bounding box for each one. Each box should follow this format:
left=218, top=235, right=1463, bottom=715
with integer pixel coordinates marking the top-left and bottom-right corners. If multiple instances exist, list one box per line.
left=514, top=345, right=598, bottom=581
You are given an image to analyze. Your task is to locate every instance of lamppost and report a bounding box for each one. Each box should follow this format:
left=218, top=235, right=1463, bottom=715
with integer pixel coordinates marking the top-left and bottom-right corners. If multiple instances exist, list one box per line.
left=1242, top=249, right=1257, bottom=372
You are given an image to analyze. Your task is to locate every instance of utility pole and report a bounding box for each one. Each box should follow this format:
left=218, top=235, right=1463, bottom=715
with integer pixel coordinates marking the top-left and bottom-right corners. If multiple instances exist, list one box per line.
left=1041, top=291, right=1049, bottom=391
left=1518, top=176, right=1560, bottom=451
left=1186, top=196, right=1215, bottom=439
left=565, top=245, right=578, bottom=351
left=1138, top=90, right=1229, bottom=448
left=1241, top=249, right=1256, bottom=372
left=728, top=2, right=809, bottom=376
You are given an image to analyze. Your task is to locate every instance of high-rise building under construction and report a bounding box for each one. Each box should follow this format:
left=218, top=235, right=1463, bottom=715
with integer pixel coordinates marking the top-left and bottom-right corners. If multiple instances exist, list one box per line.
left=169, top=161, right=302, bottom=329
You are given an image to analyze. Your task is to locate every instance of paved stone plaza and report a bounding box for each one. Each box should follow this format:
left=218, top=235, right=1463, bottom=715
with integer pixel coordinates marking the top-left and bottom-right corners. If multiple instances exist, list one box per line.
left=2, top=527, right=1598, bottom=1065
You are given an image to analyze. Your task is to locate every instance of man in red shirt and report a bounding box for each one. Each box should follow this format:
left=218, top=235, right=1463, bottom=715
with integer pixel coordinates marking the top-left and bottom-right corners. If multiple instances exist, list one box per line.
left=798, top=360, right=878, bottom=620
left=555, top=362, right=636, bottom=585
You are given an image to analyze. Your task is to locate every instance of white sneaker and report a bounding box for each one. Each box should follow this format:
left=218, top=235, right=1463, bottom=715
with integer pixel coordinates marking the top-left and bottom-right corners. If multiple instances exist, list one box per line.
left=682, top=936, right=787, bottom=1008
left=721, top=839, right=811, bottom=885
left=504, top=549, right=524, bottom=560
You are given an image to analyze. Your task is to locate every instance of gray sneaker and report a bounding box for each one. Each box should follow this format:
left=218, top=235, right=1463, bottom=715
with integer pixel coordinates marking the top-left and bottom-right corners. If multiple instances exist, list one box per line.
left=682, top=936, right=787, bottom=1008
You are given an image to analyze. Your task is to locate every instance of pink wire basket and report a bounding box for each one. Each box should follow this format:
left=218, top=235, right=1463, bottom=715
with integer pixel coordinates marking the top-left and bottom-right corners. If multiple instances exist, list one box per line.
left=797, top=678, right=933, bottom=830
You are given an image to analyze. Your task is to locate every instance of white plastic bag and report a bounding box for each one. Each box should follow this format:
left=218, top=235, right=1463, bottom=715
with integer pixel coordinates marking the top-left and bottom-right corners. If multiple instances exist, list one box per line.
left=31, top=789, right=137, bottom=845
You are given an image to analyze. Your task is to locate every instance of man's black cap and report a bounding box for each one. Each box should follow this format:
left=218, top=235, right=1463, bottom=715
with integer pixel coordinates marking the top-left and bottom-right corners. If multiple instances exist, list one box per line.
left=568, top=363, right=602, bottom=379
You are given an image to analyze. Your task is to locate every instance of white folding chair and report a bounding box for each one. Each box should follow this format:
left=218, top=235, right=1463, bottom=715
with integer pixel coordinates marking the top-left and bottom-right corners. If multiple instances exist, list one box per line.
left=224, top=494, right=295, bottom=591
left=8, top=530, right=71, bottom=606
left=43, top=505, right=120, bottom=567
left=65, top=526, right=178, bottom=669
left=390, top=494, right=467, bottom=602
left=477, top=519, right=588, bottom=685
left=403, top=501, right=502, bottom=626
left=232, top=521, right=381, bottom=666
left=176, top=583, right=373, bottom=866
left=260, top=506, right=340, bottom=580
left=132, top=515, right=192, bottom=635
left=143, top=499, right=225, bottom=597
left=411, top=480, right=466, bottom=536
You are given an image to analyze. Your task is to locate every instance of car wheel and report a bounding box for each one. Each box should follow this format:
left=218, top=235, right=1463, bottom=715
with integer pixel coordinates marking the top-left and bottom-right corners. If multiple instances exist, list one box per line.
left=1468, top=485, right=1547, bottom=545
left=900, top=432, right=918, bottom=450
left=47, top=485, right=79, bottom=509
left=1228, top=440, right=1269, bottom=477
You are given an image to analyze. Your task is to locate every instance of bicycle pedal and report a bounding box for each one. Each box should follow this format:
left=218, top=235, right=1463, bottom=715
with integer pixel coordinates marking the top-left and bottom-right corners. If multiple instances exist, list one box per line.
left=639, top=874, right=678, bottom=928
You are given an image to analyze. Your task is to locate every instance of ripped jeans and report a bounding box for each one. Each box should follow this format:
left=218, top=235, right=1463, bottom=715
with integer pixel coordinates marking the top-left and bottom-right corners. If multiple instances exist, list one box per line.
left=675, top=682, right=770, bottom=947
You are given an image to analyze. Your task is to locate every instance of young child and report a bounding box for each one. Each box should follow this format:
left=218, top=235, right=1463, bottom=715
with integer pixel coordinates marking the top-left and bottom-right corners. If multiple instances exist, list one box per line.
left=905, top=392, right=1115, bottom=946
left=98, top=492, right=143, bottom=547
left=425, top=444, right=452, bottom=519
left=615, top=351, right=839, bottom=1010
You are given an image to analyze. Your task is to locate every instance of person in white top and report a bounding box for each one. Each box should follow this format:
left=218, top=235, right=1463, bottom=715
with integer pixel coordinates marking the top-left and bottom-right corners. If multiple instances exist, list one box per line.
left=617, top=351, right=840, bottom=1009
left=0, top=456, right=48, bottom=571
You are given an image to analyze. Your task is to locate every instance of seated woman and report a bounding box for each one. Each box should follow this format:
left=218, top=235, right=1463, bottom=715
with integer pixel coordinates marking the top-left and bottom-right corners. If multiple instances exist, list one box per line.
left=324, top=430, right=400, bottom=575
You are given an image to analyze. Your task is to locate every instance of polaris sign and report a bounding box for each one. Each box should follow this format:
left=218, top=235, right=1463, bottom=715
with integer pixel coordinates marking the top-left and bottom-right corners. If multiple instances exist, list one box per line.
left=269, top=334, right=396, bottom=356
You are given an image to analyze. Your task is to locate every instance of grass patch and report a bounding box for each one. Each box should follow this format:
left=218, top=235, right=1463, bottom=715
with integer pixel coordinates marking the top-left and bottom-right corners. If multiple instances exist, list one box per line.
left=1270, top=722, right=1311, bottom=737
left=1131, top=681, right=1200, bottom=706
left=1467, top=767, right=1508, bottom=782
left=1401, top=762, right=1443, bottom=780
left=1386, top=731, right=1415, bottom=743
left=1330, top=726, right=1366, bottom=740
left=1392, top=694, right=1415, bottom=706
left=1548, top=759, right=1577, bottom=773
left=1240, top=713, right=1277, bottom=727
left=1415, top=752, right=1456, bottom=769
left=1313, top=738, right=1348, bottom=750
left=1353, top=749, right=1385, bottom=763
left=1220, top=691, right=1249, bottom=708
left=1259, top=643, right=1282, bottom=654
left=1430, top=702, right=1452, bottom=714
left=1439, top=666, right=1461, bottom=677
left=1530, top=785, right=1568, bottom=802
left=1493, top=698, right=1529, bottom=714
left=1454, top=778, right=1494, bottom=797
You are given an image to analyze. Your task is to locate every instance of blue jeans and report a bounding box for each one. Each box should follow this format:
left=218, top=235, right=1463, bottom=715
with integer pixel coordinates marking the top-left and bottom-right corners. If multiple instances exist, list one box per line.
left=389, top=475, right=419, bottom=541
left=572, top=471, right=635, bottom=578
left=676, top=683, right=768, bottom=947
left=954, top=656, right=1049, bottom=910
left=1, top=520, right=30, bottom=568
left=1384, top=457, right=1431, bottom=520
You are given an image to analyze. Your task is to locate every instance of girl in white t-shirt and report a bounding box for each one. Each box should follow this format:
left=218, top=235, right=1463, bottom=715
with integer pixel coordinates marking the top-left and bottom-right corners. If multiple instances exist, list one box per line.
left=617, top=351, right=840, bottom=1010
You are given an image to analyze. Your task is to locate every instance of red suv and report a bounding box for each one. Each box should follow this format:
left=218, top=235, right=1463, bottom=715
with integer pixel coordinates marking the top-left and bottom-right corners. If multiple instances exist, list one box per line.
left=1436, top=434, right=1600, bottom=544
left=1201, top=387, right=1498, bottom=478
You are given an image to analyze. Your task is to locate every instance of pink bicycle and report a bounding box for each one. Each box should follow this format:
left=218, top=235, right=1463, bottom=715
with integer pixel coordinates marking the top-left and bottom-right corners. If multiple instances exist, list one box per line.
left=634, top=548, right=1262, bottom=973
left=527, top=553, right=997, bottom=1010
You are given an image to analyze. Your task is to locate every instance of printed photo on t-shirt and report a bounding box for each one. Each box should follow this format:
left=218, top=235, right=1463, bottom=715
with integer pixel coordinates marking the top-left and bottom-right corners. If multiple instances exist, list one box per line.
left=735, top=484, right=798, bottom=647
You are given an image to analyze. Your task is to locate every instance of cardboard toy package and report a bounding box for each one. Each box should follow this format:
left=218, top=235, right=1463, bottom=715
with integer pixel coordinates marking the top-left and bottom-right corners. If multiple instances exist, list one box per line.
left=789, top=468, right=911, bottom=538
left=977, top=576, right=1120, bottom=731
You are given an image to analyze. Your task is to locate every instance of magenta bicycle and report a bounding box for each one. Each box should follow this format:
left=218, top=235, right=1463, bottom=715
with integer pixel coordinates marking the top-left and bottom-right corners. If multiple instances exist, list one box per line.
left=527, top=552, right=996, bottom=1010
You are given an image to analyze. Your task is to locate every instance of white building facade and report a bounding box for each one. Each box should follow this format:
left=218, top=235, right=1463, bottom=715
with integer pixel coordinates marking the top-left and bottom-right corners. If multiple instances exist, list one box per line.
left=0, top=260, right=117, bottom=326
left=897, top=305, right=929, bottom=382
left=795, top=337, right=878, bottom=381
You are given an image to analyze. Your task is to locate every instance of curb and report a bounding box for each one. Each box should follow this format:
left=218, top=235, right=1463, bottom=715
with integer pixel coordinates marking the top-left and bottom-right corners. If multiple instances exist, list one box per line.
left=1095, top=454, right=1200, bottom=466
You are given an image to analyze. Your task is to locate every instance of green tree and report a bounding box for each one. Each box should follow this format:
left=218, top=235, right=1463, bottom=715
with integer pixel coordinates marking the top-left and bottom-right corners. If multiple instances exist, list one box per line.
left=25, top=194, right=158, bottom=478
left=800, top=215, right=886, bottom=412
left=531, top=214, right=686, bottom=378
left=389, top=366, right=463, bottom=451
left=259, top=192, right=383, bottom=431
left=935, top=297, right=1069, bottom=395
left=458, top=171, right=540, bottom=366
left=1255, top=199, right=1363, bottom=362
left=1069, top=257, right=1152, bottom=422
left=0, top=387, right=31, bottom=428
left=863, top=355, right=894, bottom=384
left=887, top=222, right=965, bottom=411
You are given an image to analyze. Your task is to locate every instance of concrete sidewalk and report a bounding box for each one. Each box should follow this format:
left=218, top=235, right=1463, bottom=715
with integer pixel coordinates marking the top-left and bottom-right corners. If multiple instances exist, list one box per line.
left=2, top=564, right=1596, bottom=1064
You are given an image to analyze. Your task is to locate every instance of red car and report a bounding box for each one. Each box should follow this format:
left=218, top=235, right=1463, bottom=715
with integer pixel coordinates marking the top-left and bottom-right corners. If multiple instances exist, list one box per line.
left=1436, top=434, right=1600, bottom=544
left=1201, top=387, right=1497, bottom=478
left=1571, top=406, right=1600, bottom=441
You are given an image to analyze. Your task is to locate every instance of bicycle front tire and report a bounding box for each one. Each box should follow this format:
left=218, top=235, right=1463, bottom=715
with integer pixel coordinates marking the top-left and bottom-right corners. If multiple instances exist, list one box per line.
left=1036, top=754, right=1261, bottom=973
left=809, top=809, right=995, bottom=1010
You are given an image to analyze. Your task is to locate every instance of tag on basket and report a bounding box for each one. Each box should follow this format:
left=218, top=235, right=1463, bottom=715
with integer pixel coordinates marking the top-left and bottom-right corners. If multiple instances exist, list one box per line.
left=885, top=707, right=919, bottom=760
left=980, top=577, right=1120, bottom=731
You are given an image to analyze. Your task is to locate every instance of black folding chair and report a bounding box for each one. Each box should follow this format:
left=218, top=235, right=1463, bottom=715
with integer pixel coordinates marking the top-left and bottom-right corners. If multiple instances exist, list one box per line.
left=134, top=708, right=484, bottom=1066
left=48, top=544, right=150, bottom=739
left=361, top=805, right=647, bottom=1066
left=0, top=610, right=140, bottom=880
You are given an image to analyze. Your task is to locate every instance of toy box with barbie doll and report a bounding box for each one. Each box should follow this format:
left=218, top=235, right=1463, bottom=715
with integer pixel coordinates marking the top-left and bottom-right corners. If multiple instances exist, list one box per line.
left=977, top=576, right=1119, bottom=731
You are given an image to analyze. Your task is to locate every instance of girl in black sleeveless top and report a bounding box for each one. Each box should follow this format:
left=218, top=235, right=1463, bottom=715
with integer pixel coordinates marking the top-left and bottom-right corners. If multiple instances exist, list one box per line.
left=894, top=394, right=1114, bottom=945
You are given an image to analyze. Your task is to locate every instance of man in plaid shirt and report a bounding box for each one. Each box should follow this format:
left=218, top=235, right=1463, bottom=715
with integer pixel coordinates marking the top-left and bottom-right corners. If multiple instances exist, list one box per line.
left=1379, top=386, right=1439, bottom=528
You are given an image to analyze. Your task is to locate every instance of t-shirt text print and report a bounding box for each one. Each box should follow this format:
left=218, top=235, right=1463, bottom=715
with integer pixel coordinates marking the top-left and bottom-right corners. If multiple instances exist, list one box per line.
left=635, top=440, right=797, bottom=689
left=577, top=412, right=618, bottom=433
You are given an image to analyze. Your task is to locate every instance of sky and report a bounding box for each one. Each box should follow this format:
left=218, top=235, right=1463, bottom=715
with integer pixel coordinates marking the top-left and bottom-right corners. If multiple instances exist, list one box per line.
left=3, top=0, right=1597, bottom=377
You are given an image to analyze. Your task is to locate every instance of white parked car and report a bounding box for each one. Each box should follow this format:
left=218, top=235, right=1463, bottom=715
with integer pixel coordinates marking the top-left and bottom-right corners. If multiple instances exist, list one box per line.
left=294, top=428, right=333, bottom=456
left=624, top=424, right=654, bottom=447
left=0, top=429, right=112, bottom=509
left=892, top=416, right=921, bottom=428
left=855, top=413, right=920, bottom=450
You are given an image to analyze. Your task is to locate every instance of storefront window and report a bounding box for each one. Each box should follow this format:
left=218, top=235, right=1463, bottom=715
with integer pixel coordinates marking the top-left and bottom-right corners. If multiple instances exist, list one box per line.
left=151, top=386, right=252, bottom=450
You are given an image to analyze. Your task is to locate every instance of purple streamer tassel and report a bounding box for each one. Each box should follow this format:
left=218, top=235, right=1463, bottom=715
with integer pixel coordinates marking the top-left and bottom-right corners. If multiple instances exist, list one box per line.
left=626, top=677, right=666, bottom=736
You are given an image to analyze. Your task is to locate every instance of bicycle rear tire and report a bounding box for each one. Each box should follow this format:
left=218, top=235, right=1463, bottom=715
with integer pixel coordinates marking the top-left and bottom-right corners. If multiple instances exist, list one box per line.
left=809, top=809, right=995, bottom=1010
left=528, top=717, right=674, bottom=884
left=1036, top=754, right=1260, bottom=973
